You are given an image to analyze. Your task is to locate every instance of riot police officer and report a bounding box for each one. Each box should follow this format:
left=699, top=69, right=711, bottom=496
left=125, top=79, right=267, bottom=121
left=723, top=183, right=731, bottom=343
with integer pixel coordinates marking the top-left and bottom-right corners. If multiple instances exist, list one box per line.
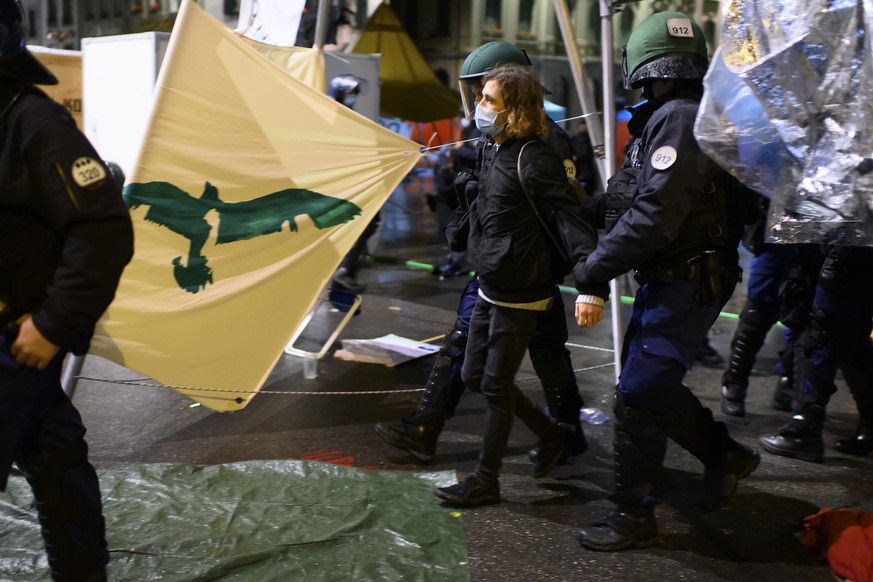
left=573, top=12, right=761, bottom=551
left=760, top=246, right=873, bottom=462
left=0, top=1, right=134, bottom=578
left=720, top=194, right=824, bottom=417
left=375, top=41, right=588, bottom=464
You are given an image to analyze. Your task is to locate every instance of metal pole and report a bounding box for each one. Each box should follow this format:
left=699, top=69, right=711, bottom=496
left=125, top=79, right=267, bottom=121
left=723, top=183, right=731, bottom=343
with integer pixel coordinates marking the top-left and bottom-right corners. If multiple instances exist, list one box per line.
left=61, top=353, right=86, bottom=399
left=550, top=0, right=609, bottom=190
left=600, top=0, right=623, bottom=382
left=313, top=0, right=332, bottom=50
left=552, top=0, right=624, bottom=382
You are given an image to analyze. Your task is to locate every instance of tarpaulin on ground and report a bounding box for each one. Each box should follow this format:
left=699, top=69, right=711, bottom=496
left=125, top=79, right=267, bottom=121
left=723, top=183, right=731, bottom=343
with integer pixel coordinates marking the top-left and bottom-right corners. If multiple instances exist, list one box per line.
left=0, top=461, right=468, bottom=581
left=89, top=0, right=421, bottom=412
left=352, top=3, right=460, bottom=122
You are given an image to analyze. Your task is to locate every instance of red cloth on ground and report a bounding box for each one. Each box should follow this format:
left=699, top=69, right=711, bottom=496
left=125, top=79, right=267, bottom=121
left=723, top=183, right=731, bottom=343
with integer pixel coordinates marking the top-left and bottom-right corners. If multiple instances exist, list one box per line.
left=801, top=507, right=873, bottom=582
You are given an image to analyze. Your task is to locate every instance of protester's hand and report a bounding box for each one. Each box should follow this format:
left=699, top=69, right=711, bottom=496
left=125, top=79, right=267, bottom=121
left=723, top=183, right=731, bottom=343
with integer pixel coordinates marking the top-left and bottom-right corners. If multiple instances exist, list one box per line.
left=11, top=315, right=59, bottom=369
left=575, top=302, right=604, bottom=328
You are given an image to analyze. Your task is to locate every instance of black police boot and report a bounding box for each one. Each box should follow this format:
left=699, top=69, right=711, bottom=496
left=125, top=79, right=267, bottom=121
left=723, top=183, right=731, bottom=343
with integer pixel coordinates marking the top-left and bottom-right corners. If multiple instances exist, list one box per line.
left=529, top=348, right=588, bottom=462
left=577, top=406, right=663, bottom=552
left=833, top=350, right=873, bottom=456
left=18, top=445, right=109, bottom=582
left=720, top=300, right=779, bottom=417
left=375, top=408, right=445, bottom=463
left=696, top=337, right=724, bottom=368
left=701, top=440, right=760, bottom=511
left=835, top=424, right=873, bottom=456
left=330, top=266, right=364, bottom=294
left=531, top=422, right=574, bottom=478
left=375, top=323, right=468, bottom=463
left=667, top=385, right=760, bottom=509
left=759, top=404, right=826, bottom=463
left=772, top=375, right=795, bottom=411
left=434, top=473, right=500, bottom=507
left=577, top=506, right=658, bottom=552
left=721, top=383, right=748, bottom=417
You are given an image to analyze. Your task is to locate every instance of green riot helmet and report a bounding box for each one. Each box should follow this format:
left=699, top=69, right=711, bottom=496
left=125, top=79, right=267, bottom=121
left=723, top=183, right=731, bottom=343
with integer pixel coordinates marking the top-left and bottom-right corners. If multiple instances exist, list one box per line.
left=0, top=0, right=57, bottom=85
left=622, top=11, right=708, bottom=90
left=458, top=41, right=532, bottom=119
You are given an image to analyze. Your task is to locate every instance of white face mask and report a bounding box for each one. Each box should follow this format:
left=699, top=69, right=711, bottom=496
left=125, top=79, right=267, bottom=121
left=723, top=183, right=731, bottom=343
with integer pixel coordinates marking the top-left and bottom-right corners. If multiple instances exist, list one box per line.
left=474, top=103, right=505, bottom=137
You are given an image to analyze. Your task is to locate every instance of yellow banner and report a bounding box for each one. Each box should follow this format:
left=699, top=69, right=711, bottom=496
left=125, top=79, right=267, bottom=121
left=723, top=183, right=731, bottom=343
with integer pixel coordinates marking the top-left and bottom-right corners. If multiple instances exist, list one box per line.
left=90, top=0, right=421, bottom=411
left=238, top=35, right=325, bottom=93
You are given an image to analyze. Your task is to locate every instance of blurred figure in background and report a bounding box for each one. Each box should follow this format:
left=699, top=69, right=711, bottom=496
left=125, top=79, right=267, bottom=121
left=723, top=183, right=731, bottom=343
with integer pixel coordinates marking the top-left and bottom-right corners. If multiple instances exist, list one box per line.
left=571, top=119, right=601, bottom=195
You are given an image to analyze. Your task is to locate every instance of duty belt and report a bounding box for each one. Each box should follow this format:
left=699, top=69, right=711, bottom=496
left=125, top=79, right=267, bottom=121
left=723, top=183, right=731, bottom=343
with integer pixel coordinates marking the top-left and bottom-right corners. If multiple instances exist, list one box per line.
left=634, top=250, right=740, bottom=306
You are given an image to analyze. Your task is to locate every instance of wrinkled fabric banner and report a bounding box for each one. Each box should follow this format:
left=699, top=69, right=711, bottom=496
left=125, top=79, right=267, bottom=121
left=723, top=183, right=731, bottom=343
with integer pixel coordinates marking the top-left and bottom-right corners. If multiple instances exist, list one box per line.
left=89, top=0, right=421, bottom=411
left=239, top=35, right=326, bottom=92
left=0, top=461, right=468, bottom=581
left=695, top=0, right=873, bottom=245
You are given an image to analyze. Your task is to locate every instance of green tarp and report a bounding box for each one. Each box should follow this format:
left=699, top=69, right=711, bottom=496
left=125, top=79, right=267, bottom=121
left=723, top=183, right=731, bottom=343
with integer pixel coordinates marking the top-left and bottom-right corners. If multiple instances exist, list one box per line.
left=0, top=461, right=469, bottom=581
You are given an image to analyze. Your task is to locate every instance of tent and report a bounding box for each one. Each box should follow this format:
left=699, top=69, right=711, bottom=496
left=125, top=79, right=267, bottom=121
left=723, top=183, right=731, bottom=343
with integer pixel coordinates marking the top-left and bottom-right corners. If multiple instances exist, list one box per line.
left=352, top=2, right=461, bottom=122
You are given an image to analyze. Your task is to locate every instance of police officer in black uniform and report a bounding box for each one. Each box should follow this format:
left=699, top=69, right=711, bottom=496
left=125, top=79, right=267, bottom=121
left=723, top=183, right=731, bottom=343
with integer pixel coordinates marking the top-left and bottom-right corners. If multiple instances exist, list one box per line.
left=375, top=41, right=589, bottom=464
left=0, top=1, right=134, bottom=578
left=760, top=245, right=873, bottom=462
left=720, top=195, right=824, bottom=417
left=573, top=12, right=761, bottom=551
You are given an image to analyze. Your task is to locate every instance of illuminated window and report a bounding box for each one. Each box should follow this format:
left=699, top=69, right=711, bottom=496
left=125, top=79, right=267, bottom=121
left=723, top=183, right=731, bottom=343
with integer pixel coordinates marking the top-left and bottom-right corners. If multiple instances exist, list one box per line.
left=518, top=0, right=535, bottom=40
left=483, top=0, right=501, bottom=36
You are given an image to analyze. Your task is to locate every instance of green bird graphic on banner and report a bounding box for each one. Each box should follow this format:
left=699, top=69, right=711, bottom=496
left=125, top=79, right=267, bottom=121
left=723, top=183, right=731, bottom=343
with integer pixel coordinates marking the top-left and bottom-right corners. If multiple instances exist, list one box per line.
left=124, top=181, right=362, bottom=293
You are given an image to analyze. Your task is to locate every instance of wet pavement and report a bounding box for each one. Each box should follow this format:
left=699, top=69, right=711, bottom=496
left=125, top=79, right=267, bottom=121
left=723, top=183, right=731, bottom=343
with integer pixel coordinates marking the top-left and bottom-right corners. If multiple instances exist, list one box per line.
left=73, top=187, right=871, bottom=581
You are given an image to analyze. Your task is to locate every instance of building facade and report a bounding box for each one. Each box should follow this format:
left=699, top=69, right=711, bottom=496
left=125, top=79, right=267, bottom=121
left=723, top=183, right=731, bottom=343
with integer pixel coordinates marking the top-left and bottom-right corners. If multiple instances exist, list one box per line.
left=21, top=0, right=721, bottom=116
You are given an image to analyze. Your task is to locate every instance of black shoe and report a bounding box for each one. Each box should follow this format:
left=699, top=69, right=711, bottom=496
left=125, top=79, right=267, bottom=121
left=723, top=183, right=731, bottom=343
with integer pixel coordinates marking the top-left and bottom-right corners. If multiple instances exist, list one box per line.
left=528, top=422, right=587, bottom=465
left=331, top=267, right=364, bottom=294
left=835, top=425, right=873, bottom=456
left=696, top=342, right=724, bottom=368
left=434, top=474, right=500, bottom=507
left=576, top=511, right=658, bottom=552
left=375, top=412, right=445, bottom=463
left=759, top=416, right=824, bottom=463
left=771, top=376, right=794, bottom=412
left=531, top=423, right=574, bottom=478
left=720, top=383, right=747, bottom=417
left=702, top=441, right=760, bottom=510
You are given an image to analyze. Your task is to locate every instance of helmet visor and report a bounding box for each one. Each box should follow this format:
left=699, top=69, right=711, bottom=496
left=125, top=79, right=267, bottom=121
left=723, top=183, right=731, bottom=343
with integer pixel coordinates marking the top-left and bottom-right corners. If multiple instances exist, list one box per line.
left=458, top=76, right=484, bottom=119
left=621, top=45, right=630, bottom=90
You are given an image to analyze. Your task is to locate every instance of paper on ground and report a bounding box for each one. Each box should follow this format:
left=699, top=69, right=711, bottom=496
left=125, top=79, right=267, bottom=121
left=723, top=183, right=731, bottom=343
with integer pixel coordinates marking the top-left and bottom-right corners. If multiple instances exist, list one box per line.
left=334, top=334, right=440, bottom=367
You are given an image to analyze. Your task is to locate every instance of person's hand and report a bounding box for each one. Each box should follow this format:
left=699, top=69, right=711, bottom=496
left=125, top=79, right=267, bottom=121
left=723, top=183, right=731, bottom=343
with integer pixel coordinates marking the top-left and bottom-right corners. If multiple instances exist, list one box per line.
left=11, top=315, right=59, bottom=369
left=575, top=302, right=604, bottom=328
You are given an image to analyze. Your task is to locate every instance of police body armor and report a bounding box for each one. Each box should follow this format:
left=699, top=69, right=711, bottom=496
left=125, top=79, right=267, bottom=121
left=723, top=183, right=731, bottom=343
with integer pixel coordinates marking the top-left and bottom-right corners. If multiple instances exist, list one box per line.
left=605, top=135, right=744, bottom=305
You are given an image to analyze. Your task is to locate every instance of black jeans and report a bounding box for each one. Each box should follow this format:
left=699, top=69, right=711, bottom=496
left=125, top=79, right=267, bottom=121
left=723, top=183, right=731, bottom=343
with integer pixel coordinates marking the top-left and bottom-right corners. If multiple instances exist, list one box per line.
left=462, top=298, right=556, bottom=482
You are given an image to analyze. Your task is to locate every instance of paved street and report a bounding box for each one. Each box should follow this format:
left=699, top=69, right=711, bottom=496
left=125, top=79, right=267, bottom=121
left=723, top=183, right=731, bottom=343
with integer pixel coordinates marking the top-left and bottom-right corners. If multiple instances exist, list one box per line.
left=71, top=189, right=872, bottom=581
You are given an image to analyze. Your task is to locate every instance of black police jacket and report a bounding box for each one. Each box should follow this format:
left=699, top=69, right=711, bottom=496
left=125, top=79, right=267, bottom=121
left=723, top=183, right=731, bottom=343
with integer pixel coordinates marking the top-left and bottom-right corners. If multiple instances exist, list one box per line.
left=467, top=135, right=602, bottom=304
left=0, top=85, right=134, bottom=353
left=576, top=90, right=751, bottom=290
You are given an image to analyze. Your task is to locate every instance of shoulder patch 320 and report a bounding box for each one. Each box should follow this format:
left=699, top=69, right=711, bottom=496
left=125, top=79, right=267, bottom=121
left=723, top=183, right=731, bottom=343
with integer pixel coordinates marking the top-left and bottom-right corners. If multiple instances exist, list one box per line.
left=650, top=145, right=677, bottom=171
left=71, top=157, right=107, bottom=189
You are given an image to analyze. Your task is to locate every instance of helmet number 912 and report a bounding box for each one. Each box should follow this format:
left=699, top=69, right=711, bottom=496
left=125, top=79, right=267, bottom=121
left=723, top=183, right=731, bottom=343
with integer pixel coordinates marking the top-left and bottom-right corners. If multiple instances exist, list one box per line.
left=666, top=18, right=694, bottom=38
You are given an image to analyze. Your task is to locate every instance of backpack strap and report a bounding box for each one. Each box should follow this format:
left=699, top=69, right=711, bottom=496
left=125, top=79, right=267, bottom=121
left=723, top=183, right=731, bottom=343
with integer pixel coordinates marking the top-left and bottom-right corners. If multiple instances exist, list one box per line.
left=517, top=140, right=571, bottom=264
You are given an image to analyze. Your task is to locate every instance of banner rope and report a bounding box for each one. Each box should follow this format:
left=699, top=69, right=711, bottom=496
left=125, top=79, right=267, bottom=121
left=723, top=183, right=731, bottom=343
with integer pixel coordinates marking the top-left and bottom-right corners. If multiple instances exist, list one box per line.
left=74, top=363, right=614, bottom=397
